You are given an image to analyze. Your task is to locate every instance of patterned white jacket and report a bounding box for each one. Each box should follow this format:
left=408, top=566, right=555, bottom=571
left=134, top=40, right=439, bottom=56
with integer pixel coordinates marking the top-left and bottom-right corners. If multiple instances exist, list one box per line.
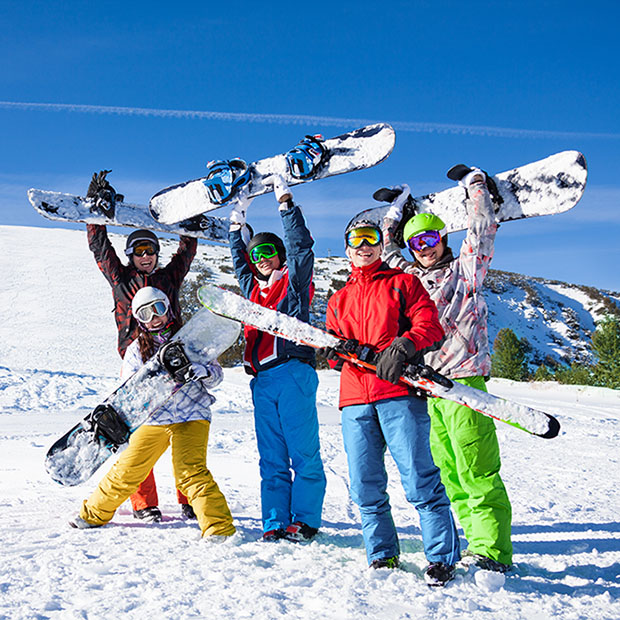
left=121, top=337, right=223, bottom=425
left=382, top=181, right=497, bottom=379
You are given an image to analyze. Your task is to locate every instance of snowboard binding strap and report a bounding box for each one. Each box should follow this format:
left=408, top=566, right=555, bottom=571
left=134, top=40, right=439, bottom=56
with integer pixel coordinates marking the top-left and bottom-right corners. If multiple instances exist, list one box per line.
left=86, top=404, right=131, bottom=449
left=286, top=135, right=327, bottom=179
left=159, top=340, right=192, bottom=383
left=203, top=159, right=251, bottom=205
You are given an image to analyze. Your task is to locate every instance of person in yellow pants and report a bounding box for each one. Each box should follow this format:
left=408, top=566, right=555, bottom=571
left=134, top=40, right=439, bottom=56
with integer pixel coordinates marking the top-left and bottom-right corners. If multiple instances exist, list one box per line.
left=70, top=287, right=235, bottom=539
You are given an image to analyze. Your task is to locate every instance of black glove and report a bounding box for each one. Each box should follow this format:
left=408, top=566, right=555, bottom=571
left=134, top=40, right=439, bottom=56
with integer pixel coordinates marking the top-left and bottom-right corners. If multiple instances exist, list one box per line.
left=319, top=339, right=359, bottom=362
left=86, top=170, right=124, bottom=218
left=375, top=337, right=417, bottom=385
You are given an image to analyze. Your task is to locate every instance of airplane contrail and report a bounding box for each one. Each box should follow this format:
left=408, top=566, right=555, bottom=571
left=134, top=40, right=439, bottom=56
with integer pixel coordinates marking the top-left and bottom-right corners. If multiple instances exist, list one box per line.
left=0, top=100, right=618, bottom=140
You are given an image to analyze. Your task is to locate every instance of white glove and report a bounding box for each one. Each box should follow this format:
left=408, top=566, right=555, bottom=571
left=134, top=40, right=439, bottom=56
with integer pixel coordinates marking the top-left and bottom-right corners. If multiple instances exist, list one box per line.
left=459, top=168, right=486, bottom=190
left=185, top=363, right=211, bottom=382
left=229, top=188, right=254, bottom=227
left=385, top=184, right=411, bottom=221
left=267, top=174, right=293, bottom=209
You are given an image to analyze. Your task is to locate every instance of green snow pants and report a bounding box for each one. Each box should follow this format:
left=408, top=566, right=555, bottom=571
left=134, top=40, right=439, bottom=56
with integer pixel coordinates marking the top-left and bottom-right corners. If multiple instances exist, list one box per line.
left=428, top=376, right=512, bottom=565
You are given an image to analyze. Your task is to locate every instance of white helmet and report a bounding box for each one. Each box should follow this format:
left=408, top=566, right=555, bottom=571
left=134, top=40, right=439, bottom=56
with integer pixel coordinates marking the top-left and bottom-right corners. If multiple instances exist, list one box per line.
left=131, top=287, right=170, bottom=324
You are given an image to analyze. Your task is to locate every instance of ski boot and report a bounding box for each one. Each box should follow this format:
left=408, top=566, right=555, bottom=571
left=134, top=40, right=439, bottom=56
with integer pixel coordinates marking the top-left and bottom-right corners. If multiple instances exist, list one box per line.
left=180, top=503, right=197, bottom=520
left=424, top=562, right=456, bottom=587
left=285, top=135, right=327, bottom=179
left=69, top=515, right=102, bottom=530
left=447, top=164, right=503, bottom=208
left=261, top=528, right=287, bottom=542
left=203, top=158, right=251, bottom=205
left=369, top=556, right=400, bottom=570
left=461, top=550, right=511, bottom=573
left=133, top=506, right=163, bottom=523
left=283, top=521, right=318, bottom=543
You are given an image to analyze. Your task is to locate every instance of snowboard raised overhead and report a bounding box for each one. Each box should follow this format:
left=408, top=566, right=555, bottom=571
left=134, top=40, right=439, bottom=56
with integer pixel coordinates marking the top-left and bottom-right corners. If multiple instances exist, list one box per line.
left=45, top=309, right=240, bottom=486
left=27, top=188, right=230, bottom=244
left=351, top=150, right=587, bottom=246
left=149, top=123, right=396, bottom=224
left=197, top=283, right=560, bottom=439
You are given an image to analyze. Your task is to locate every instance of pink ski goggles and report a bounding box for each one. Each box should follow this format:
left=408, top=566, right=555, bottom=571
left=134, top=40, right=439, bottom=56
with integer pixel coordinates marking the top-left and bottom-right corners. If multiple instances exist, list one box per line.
left=406, top=230, right=442, bottom=252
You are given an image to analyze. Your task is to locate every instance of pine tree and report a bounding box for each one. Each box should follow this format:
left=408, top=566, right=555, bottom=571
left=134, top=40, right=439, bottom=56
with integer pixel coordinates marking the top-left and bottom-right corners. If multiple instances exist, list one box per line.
left=591, top=315, right=620, bottom=388
left=533, top=364, right=554, bottom=381
left=555, top=363, right=594, bottom=386
left=491, top=328, right=528, bottom=381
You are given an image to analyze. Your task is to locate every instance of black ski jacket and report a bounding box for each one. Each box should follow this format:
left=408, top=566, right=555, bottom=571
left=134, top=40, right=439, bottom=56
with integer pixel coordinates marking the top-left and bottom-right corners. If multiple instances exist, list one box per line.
left=86, top=224, right=197, bottom=357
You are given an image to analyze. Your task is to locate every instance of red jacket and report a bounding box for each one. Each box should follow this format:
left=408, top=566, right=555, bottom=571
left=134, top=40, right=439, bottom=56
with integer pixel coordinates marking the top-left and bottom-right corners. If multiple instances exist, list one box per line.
left=326, top=259, right=444, bottom=408
left=241, top=269, right=315, bottom=373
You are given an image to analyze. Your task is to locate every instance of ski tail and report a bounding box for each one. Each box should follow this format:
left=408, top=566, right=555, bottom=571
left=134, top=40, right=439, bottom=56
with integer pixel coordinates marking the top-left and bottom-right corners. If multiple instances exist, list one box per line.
left=197, top=284, right=560, bottom=439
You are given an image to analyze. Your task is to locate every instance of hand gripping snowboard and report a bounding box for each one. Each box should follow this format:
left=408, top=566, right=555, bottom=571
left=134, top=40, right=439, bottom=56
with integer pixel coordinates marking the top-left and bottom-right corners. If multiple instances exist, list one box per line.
left=197, top=284, right=560, bottom=439
left=45, top=309, right=240, bottom=486
left=27, top=188, right=230, bottom=244
left=149, top=123, right=396, bottom=224
left=351, top=150, right=587, bottom=245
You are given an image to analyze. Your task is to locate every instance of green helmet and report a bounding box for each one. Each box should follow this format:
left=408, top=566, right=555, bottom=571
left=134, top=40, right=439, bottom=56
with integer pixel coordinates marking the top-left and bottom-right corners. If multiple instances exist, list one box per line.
left=402, top=213, right=447, bottom=242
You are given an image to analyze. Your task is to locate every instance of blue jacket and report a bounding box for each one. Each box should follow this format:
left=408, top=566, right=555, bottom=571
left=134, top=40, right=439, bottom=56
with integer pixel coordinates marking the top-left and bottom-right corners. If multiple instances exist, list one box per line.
left=229, top=204, right=316, bottom=374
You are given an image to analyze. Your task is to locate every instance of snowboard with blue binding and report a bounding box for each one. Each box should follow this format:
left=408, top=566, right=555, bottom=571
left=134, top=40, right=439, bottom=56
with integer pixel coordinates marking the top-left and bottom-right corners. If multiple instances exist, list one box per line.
left=148, top=123, right=396, bottom=224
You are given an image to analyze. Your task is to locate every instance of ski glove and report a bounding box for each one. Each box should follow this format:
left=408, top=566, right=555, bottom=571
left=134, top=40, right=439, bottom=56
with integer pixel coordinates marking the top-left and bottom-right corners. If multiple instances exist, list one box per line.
left=375, top=337, right=417, bottom=385
left=86, top=170, right=124, bottom=218
left=229, top=189, right=254, bottom=228
left=268, top=174, right=293, bottom=210
left=184, top=363, right=211, bottom=382
left=384, top=184, right=411, bottom=222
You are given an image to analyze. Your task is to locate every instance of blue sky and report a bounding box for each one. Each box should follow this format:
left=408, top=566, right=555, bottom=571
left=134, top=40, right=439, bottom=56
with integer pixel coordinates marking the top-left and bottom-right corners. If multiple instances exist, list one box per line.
left=1, top=0, right=619, bottom=291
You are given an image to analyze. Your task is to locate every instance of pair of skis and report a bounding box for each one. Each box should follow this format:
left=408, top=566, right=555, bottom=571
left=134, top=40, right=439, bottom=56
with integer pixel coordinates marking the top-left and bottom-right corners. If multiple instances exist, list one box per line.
left=197, top=284, right=560, bottom=439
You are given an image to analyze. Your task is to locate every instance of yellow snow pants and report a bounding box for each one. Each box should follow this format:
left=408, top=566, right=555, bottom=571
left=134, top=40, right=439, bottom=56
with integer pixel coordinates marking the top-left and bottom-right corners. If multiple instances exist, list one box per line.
left=80, top=420, right=235, bottom=537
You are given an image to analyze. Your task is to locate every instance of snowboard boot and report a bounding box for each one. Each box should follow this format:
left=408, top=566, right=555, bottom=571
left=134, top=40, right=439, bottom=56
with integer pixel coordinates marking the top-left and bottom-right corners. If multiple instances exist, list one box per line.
left=261, top=528, right=287, bottom=542
left=446, top=164, right=503, bottom=208
left=462, top=550, right=511, bottom=573
left=423, top=562, right=456, bottom=587
left=283, top=521, right=318, bottom=543
left=180, top=503, right=197, bottom=520
left=369, top=556, right=400, bottom=570
left=69, top=515, right=102, bottom=530
left=133, top=506, right=162, bottom=523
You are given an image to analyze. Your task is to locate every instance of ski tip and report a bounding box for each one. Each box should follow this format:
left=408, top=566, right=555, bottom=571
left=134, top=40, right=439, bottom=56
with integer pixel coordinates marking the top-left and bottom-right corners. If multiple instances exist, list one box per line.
left=538, top=414, right=561, bottom=439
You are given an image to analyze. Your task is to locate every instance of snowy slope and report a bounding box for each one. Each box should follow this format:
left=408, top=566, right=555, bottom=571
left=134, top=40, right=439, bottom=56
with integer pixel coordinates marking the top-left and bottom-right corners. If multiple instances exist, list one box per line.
left=1, top=225, right=619, bottom=619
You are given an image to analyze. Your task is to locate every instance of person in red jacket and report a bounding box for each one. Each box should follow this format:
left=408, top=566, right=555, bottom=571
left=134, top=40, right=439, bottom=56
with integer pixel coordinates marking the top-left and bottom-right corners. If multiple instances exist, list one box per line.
left=85, top=170, right=198, bottom=523
left=325, top=220, right=460, bottom=587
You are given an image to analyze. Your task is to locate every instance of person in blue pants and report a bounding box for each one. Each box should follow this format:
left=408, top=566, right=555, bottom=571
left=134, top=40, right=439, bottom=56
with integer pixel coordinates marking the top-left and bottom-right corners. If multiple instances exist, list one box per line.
left=228, top=177, right=326, bottom=543
left=325, top=220, right=460, bottom=586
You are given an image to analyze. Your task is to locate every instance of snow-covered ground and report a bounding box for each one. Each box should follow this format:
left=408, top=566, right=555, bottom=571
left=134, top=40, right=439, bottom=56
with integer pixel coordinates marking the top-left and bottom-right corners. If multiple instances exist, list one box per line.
left=1, top=225, right=619, bottom=619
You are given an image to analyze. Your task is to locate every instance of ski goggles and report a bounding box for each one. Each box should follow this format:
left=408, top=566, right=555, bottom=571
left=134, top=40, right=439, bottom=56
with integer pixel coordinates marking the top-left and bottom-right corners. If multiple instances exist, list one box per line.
left=135, top=299, right=170, bottom=323
left=128, top=242, right=158, bottom=257
left=406, top=230, right=442, bottom=252
left=249, top=243, right=279, bottom=264
left=345, top=226, right=382, bottom=249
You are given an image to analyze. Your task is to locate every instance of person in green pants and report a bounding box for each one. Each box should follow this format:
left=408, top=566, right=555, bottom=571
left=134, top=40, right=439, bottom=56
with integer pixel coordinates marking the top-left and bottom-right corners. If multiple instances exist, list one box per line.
left=381, top=168, right=512, bottom=572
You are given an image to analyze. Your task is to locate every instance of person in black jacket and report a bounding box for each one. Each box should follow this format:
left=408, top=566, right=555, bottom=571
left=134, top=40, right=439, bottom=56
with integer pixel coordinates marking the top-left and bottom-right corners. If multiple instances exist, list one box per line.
left=85, top=170, right=198, bottom=522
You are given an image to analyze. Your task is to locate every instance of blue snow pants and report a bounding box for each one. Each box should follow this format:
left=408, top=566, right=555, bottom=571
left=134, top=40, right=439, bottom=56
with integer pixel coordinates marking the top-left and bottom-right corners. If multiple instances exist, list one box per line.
left=250, top=359, right=326, bottom=532
left=341, top=395, right=460, bottom=565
